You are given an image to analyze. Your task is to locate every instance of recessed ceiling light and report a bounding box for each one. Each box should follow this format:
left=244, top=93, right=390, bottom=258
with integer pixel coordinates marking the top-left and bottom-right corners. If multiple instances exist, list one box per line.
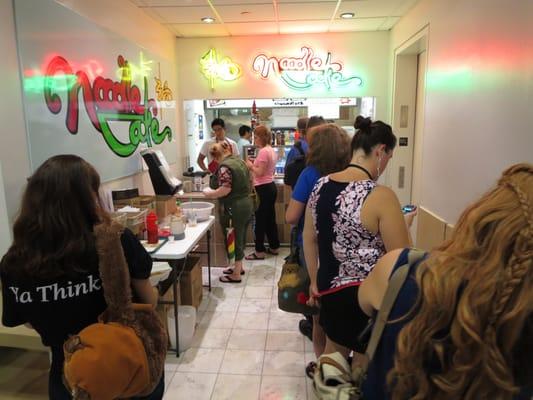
left=201, top=17, right=215, bottom=23
left=340, top=12, right=355, bottom=19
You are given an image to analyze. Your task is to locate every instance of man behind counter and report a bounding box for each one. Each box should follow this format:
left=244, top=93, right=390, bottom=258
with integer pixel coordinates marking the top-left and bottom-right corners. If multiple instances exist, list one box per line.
left=197, top=118, right=239, bottom=172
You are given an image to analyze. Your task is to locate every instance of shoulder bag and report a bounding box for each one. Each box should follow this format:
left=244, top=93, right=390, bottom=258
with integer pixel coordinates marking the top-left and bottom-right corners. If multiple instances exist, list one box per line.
left=312, top=250, right=426, bottom=400
left=62, top=222, right=168, bottom=400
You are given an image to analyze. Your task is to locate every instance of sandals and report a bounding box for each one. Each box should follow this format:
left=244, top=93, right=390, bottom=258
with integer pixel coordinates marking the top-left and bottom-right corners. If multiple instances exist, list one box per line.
left=245, top=253, right=265, bottom=260
left=266, top=248, right=279, bottom=255
left=223, top=268, right=244, bottom=275
left=306, top=361, right=317, bottom=379
left=219, top=275, right=242, bottom=284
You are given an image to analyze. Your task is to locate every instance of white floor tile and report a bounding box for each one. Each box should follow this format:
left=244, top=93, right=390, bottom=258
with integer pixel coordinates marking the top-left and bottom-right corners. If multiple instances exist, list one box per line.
left=227, top=329, right=267, bottom=350
left=247, top=274, right=275, bottom=286
left=163, top=370, right=175, bottom=393
left=306, top=379, right=319, bottom=400
left=211, top=374, right=261, bottom=400
left=177, top=348, right=225, bottom=373
left=244, top=286, right=273, bottom=299
left=165, top=352, right=182, bottom=372
left=303, top=336, right=315, bottom=353
left=238, top=298, right=271, bottom=313
left=219, top=349, right=265, bottom=375
left=191, top=327, right=232, bottom=349
left=266, top=331, right=305, bottom=352
left=262, top=351, right=306, bottom=377
left=268, top=311, right=302, bottom=331
left=164, top=371, right=217, bottom=399
left=207, top=297, right=241, bottom=312
left=259, top=375, right=307, bottom=400
left=208, top=285, right=245, bottom=299
left=233, top=312, right=269, bottom=330
left=199, top=311, right=237, bottom=329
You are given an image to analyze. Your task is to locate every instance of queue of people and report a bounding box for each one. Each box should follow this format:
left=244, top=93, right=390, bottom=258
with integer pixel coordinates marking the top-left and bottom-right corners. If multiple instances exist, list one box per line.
left=1, top=115, right=531, bottom=400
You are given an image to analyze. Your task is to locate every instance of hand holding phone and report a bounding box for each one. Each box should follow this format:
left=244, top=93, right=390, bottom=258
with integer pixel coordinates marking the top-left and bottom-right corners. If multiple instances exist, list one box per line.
left=402, top=205, right=417, bottom=228
left=402, top=204, right=417, bottom=214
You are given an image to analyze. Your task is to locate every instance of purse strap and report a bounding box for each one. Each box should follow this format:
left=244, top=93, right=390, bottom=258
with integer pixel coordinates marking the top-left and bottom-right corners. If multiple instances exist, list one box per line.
left=287, top=226, right=300, bottom=263
left=365, top=249, right=426, bottom=361
left=93, top=221, right=134, bottom=323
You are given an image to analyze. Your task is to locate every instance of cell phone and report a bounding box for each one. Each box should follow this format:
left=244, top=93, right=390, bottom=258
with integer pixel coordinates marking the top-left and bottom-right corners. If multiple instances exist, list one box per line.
left=402, top=204, right=417, bottom=214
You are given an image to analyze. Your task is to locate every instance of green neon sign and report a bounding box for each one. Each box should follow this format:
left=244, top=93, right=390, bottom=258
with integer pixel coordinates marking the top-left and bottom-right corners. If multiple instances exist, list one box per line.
left=252, top=47, right=362, bottom=91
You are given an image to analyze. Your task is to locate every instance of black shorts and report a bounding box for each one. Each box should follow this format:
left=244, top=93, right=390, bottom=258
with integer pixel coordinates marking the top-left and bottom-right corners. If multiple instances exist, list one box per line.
left=319, top=285, right=369, bottom=352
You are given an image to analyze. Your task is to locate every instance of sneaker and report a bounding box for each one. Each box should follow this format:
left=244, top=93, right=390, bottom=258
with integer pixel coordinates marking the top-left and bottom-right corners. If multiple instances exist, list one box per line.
left=298, top=319, right=313, bottom=341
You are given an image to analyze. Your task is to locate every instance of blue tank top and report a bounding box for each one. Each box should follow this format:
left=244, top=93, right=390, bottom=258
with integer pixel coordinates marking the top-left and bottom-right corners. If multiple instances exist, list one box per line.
left=362, top=249, right=533, bottom=399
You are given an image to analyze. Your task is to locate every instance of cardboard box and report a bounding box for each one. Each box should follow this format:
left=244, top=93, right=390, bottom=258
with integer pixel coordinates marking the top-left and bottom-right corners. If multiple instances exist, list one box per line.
left=131, top=195, right=156, bottom=211
left=156, top=195, right=177, bottom=219
left=179, top=256, right=203, bottom=308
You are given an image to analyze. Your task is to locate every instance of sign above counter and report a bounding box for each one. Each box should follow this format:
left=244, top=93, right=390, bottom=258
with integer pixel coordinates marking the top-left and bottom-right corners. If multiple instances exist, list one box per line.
left=206, top=97, right=359, bottom=109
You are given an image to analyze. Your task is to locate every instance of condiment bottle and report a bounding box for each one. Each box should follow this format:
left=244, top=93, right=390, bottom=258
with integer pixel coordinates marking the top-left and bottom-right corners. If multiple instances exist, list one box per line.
left=146, top=211, right=158, bottom=244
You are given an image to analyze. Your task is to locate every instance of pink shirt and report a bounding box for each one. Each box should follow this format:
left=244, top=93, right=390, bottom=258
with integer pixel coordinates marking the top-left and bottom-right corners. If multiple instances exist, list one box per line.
left=253, top=146, right=277, bottom=186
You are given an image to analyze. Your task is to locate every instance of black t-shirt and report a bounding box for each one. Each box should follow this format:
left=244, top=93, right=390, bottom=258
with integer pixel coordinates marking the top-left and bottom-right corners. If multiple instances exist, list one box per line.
left=0, top=229, right=152, bottom=347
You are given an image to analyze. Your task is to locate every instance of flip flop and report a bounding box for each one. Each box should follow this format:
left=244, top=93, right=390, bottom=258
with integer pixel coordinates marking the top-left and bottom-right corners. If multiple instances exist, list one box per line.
left=245, top=253, right=265, bottom=260
left=219, top=275, right=242, bottom=284
left=266, top=248, right=279, bottom=255
left=223, top=268, right=245, bottom=275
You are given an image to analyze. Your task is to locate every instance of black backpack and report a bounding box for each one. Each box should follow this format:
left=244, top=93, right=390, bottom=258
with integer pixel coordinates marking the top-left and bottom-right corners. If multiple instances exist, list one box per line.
left=284, top=141, right=306, bottom=188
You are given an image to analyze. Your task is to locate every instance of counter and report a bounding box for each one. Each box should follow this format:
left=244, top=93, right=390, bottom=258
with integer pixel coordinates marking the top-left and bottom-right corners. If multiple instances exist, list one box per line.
left=176, top=180, right=291, bottom=267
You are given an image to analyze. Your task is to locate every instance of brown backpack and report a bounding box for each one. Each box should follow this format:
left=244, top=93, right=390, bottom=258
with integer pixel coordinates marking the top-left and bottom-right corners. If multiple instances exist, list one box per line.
left=63, top=222, right=168, bottom=399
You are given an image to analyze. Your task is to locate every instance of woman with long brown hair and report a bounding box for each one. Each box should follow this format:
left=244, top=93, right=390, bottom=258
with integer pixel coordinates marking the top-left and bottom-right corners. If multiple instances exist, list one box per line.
left=359, top=163, right=533, bottom=400
left=0, top=155, right=161, bottom=399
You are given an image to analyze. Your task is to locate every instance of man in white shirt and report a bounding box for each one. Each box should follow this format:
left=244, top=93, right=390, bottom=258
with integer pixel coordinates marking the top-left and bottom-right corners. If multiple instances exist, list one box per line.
left=197, top=118, right=239, bottom=171
left=237, top=125, right=252, bottom=159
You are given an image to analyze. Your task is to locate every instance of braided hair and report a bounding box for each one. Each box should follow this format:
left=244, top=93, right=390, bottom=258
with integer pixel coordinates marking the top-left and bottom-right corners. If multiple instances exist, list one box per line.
left=389, top=163, right=533, bottom=400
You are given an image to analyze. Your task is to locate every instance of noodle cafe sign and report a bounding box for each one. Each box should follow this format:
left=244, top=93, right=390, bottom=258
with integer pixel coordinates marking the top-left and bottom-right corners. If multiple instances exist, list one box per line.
left=43, top=54, right=172, bottom=157
left=252, top=47, right=362, bottom=91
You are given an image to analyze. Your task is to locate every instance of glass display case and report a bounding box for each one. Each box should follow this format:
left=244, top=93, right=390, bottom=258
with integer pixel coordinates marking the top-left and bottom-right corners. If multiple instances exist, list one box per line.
left=243, top=144, right=293, bottom=178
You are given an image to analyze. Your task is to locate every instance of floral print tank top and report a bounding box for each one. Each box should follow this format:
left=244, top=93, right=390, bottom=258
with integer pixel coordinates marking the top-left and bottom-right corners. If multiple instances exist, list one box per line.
left=308, top=176, right=385, bottom=293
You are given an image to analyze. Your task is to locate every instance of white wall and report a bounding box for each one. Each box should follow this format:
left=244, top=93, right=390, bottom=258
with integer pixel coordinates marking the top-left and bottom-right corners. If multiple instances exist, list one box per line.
left=392, top=0, right=533, bottom=223
left=0, top=0, right=181, bottom=224
left=0, top=0, right=31, bottom=225
left=175, top=32, right=392, bottom=122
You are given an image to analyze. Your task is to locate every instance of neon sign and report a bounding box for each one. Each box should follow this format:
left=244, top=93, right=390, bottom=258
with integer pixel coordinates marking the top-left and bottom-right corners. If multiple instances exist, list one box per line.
left=155, top=77, right=173, bottom=101
left=252, top=47, right=362, bottom=91
left=23, top=57, right=104, bottom=94
left=116, top=52, right=153, bottom=82
left=200, top=48, right=241, bottom=90
left=44, top=55, right=172, bottom=157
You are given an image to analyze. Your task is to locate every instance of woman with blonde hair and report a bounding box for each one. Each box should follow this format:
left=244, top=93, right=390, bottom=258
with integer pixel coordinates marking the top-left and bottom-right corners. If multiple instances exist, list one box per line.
left=204, top=141, right=254, bottom=282
left=245, top=125, right=280, bottom=260
left=359, top=163, right=533, bottom=400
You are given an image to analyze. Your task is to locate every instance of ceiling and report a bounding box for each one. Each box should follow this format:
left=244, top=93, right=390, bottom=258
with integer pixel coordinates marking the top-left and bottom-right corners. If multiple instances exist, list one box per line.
left=128, top=0, right=419, bottom=38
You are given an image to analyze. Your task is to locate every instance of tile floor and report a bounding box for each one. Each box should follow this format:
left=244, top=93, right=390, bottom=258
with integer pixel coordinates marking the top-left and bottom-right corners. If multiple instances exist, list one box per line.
left=0, top=247, right=318, bottom=399
left=165, top=247, right=317, bottom=399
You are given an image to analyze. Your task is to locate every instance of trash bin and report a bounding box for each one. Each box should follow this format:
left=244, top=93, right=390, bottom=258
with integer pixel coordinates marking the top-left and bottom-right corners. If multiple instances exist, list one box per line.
left=167, top=305, right=196, bottom=352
